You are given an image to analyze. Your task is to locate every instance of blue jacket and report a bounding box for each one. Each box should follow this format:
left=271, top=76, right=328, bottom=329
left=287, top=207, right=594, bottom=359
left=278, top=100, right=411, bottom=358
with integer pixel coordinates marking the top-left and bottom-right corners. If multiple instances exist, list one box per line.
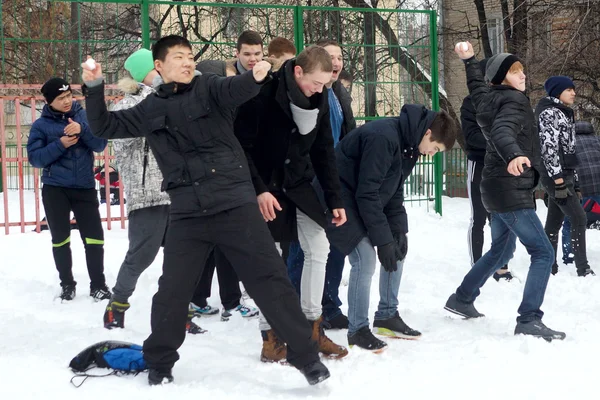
left=27, top=101, right=107, bottom=189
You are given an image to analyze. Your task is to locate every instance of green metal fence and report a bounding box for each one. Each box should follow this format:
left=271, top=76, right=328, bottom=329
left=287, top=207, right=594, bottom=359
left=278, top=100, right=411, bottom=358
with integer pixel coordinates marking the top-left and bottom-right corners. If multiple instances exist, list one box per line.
left=1, top=1, right=447, bottom=212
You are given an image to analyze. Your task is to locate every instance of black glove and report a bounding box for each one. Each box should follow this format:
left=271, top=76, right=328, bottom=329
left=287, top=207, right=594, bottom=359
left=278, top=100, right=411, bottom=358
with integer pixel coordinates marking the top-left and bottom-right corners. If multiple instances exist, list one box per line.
left=554, top=181, right=569, bottom=206
left=377, top=242, right=398, bottom=272
left=393, top=232, right=408, bottom=262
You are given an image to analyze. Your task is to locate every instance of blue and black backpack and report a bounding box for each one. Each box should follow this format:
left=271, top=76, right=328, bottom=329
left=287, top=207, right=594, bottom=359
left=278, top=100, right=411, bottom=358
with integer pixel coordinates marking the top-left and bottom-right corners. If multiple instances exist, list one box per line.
left=69, top=341, right=147, bottom=387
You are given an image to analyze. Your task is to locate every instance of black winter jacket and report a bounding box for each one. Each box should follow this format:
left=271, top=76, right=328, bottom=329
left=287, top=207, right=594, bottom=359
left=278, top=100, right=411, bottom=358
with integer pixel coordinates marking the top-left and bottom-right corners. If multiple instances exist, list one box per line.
left=237, top=59, right=343, bottom=241
left=464, top=57, right=543, bottom=213
left=315, top=105, right=436, bottom=255
left=84, top=72, right=265, bottom=220
left=460, top=95, right=486, bottom=162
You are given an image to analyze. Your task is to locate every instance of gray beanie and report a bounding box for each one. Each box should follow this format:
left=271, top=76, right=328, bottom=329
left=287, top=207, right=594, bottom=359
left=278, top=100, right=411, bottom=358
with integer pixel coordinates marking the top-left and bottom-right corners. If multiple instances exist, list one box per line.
left=485, top=53, right=521, bottom=85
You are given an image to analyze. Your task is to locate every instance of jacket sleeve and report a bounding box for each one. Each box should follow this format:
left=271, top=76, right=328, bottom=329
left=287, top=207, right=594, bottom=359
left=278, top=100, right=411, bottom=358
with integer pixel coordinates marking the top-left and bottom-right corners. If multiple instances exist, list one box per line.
left=460, top=96, right=486, bottom=151
left=235, top=95, right=269, bottom=195
left=464, top=57, right=490, bottom=114
left=310, top=104, right=344, bottom=210
left=538, top=108, right=566, bottom=179
left=83, top=82, right=149, bottom=139
left=206, top=71, right=265, bottom=110
left=26, top=123, right=66, bottom=168
left=76, top=109, right=108, bottom=152
left=355, top=133, right=396, bottom=247
left=383, top=183, right=408, bottom=235
left=488, top=99, right=527, bottom=164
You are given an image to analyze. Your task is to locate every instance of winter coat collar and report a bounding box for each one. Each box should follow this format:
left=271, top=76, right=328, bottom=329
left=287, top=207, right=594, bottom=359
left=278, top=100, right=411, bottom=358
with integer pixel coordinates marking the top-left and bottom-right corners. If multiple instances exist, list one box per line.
left=155, top=71, right=202, bottom=98
left=274, top=59, right=326, bottom=120
left=537, top=96, right=574, bottom=121
left=42, top=101, right=82, bottom=120
left=397, top=104, right=437, bottom=157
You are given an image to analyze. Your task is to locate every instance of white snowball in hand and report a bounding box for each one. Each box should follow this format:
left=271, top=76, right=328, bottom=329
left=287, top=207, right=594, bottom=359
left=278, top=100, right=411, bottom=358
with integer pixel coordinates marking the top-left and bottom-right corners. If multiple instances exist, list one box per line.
left=85, top=58, right=96, bottom=70
left=460, top=42, right=468, bottom=51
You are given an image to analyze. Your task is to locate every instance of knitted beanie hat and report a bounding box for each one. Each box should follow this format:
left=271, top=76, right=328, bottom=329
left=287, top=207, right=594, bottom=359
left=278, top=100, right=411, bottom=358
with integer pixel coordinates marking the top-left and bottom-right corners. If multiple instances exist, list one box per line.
left=41, top=77, right=71, bottom=104
left=544, top=76, right=575, bottom=99
left=485, top=53, right=521, bottom=85
left=124, top=49, right=155, bottom=83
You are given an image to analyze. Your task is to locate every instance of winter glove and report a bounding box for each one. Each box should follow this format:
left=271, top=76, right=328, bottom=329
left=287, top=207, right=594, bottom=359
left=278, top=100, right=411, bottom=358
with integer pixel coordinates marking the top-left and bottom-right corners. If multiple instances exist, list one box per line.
left=377, top=242, right=398, bottom=272
left=554, top=182, right=569, bottom=206
left=393, top=232, right=408, bottom=262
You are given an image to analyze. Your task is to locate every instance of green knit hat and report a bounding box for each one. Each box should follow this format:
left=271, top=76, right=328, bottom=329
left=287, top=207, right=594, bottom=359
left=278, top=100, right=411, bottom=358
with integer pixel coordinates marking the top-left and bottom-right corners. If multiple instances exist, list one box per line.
left=124, top=49, right=154, bottom=82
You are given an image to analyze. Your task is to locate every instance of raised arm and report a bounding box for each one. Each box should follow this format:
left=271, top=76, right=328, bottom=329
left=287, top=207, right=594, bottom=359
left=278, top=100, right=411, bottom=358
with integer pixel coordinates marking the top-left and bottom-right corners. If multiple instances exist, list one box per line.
left=206, top=60, right=271, bottom=109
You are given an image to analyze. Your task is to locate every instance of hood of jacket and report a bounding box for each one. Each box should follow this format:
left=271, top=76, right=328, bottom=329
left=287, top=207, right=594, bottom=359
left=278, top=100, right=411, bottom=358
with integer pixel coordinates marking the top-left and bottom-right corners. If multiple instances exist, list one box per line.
left=397, top=104, right=437, bottom=156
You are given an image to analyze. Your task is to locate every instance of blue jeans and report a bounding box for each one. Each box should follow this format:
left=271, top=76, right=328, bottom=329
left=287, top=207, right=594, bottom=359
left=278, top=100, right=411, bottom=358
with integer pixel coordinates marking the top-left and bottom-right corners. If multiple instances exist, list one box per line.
left=563, top=195, right=600, bottom=259
left=456, top=209, right=554, bottom=323
left=287, top=240, right=346, bottom=320
left=347, top=237, right=404, bottom=335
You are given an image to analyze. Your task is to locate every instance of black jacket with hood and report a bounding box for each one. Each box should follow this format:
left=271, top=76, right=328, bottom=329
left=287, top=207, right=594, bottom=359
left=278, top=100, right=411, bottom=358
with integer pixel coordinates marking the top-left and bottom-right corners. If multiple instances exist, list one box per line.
left=464, top=57, right=543, bottom=214
left=316, top=105, right=436, bottom=255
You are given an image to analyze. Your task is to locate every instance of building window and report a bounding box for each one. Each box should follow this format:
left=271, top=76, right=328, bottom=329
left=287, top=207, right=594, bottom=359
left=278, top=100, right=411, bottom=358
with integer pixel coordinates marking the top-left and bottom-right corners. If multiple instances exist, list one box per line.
left=487, top=17, right=504, bottom=54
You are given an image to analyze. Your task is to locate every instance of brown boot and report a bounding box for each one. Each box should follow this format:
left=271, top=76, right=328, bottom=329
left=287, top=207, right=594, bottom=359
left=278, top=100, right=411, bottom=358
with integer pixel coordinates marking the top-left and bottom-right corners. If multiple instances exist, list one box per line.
left=260, top=329, right=287, bottom=363
left=311, top=317, right=348, bottom=359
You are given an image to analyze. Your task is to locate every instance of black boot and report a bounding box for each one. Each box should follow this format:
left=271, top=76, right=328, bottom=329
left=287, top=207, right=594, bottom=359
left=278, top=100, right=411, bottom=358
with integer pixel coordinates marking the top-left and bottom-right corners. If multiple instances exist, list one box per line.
left=322, top=313, right=349, bottom=330
left=514, top=320, right=566, bottom=342
left=148, top=368, right=174, bottom=385
left=444, top=293, right=484, bottom=319
left=60, top=283, right=76, bottom=301
left=577, top=266, right=595, bottom=277
left=103, top=299, right=130, bottom=329
left=299, top=360, right=330, bottom=385
left=373, top=312, right=421, bottom=339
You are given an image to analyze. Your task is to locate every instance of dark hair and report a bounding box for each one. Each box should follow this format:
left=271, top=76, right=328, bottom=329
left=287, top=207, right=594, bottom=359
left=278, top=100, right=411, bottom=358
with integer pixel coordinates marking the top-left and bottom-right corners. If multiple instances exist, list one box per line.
left=236, top=30, right=263, bottom=51
left=295, top=45, right=333, bottom=74
left=152, top=35, right=192, bottom=62
left=316, top=39, right=341, bottom=49
left=267, top=37, right=296, bottom=57
left=338, top=69, right=353, bottom=83
left=429, top=110, right=457, bottom=150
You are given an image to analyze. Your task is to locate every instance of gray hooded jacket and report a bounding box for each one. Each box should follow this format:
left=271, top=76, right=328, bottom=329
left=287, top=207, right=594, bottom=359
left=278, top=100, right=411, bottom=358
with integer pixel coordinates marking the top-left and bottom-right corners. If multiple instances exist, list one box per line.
left=110, top=78, right=170, bottom=215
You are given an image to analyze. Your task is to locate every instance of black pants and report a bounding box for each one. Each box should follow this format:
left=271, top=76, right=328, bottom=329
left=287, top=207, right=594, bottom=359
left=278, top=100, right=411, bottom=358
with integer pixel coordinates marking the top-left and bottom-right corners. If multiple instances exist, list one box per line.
left=545, top=185, right=589, bottom=271
left=467, top=160, right=508, bottom=270
left=41, top=185, right=105, bottom=289
left=191, top=248, right=242, bottom=310
left=142, top=203, right=318, bottom=371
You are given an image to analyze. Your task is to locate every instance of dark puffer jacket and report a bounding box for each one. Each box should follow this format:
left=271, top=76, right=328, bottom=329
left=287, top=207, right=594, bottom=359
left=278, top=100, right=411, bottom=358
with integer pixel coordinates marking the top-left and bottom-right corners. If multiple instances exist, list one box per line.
left=464, top=57, right=543, bottom=213
left=27, top=101, right=108, bottom=189
left=315, top=105, right=436, bottom=255
left=574, top=122, right=600, bottom=197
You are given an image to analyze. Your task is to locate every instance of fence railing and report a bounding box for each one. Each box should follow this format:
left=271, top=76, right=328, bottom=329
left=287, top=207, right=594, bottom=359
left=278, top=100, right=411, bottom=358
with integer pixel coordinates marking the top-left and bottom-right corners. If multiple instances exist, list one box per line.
left=1, top=1, right=447, bottom=233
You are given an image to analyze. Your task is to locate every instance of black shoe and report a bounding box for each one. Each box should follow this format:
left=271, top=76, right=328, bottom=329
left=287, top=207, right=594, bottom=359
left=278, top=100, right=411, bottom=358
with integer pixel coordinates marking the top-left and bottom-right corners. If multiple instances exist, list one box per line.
left=148, top=368, right=174, bottom=386
left=299, top=360, right=330, bottom=385
left=347, top=326, right=388, bottom=352
left=323, top=313, right=349, bottom=330
left=514, top=320, right=566, bottom=342
left=577, top=267, right=596, bottom=277
left=103, top=299, right=130, bottom=329
left=444, top=293, right=484, bottom=319
left=90, top=286, right=111, bottom=302
left=493, top=271, right=513, bottom=282
left=552, top=264, right=559, bottom=275
left=60, top=283, right=76, bottom=301
left=373, top=312, right=421, bottom=339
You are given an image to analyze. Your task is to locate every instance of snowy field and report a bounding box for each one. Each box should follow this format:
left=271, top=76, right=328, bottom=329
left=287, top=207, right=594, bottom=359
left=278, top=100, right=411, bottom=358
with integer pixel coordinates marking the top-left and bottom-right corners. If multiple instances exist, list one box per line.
left=1, top=193, right=599, bottom=399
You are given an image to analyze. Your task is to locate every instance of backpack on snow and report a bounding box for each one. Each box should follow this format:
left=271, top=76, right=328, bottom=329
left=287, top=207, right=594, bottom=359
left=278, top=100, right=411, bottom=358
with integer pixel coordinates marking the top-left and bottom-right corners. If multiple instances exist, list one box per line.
left=69, top=341, right=147, bottom=387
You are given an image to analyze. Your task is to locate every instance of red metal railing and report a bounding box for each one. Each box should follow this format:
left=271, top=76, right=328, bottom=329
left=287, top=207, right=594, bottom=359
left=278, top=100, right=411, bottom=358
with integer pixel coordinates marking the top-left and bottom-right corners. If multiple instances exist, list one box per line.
left=0, top=85, right=127, bottom=234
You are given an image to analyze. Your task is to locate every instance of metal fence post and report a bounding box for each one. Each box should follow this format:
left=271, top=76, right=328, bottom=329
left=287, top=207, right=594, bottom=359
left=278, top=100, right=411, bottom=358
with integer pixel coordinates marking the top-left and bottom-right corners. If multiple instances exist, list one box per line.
left=142, top=0, right=151, bottom=49
left=294, top=6, right=304, bottom=53
left=429, top=10, right=443, bottom=216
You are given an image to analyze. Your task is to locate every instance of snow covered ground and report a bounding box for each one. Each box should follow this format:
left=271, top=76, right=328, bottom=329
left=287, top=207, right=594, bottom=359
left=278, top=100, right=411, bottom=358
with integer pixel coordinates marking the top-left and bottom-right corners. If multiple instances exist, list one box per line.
left=1, top=193, right=599, bottom=399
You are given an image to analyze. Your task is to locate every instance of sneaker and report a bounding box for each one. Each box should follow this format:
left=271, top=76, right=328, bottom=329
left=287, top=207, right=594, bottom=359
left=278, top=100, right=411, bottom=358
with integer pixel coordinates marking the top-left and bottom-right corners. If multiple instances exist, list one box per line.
left=444, top=293, right=484, bottom=319
left=60, top=283, right=76, bottom=301
left=347, top=326, right=388, bottom=353
left=514, top=320, right=566, bottom=342
left=299, top=360, right=330, bottom=386
left=103, top=300, right=130, bottom=329
left=577, top=267, right=596, bottom=277
left=552, top=263, right=559, bottom=275
left=260, top=329, right=287, bottom=363
left=493, top=271, right=513, bottom=282
left=148, top=368, right=174, bottom=386
left=322, top=313, right=349, bottom=330
left=221, top=304, right=259, bottom=321
left=189, top=302, right=219, bottom=316
left=90, top=286, right=111, bottom=302
left=373, top=312, right=421, bottom=340
left=186, top=320, right=207, bottom=334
